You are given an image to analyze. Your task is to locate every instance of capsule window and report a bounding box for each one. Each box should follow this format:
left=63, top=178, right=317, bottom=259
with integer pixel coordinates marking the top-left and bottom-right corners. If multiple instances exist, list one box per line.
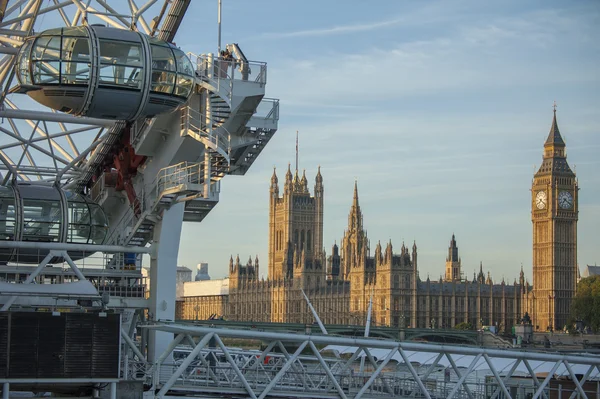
left=22, top=199, right=62, bottom=242
left=17, top=39, right=33, bottom=85
left=0, top=188, right=16, bottom=240
left=88, top=204, right=108, bottom=244
left=60, top=36, right=91, bottom=85
left=98, top=40, right=144, bottom=89
left=150, top=44, right=176, bottom=94
left=31, top=36, right=62, bottom=85
left=174, top=75, right=193, bottom=98
left=66, top=194, right=91, bottom=243
left=174, top=49, right=194, bottom=76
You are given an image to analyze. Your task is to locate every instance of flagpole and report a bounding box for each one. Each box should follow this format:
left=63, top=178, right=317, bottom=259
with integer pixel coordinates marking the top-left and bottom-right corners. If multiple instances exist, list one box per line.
left=217, top=0, right=222, bottom=54
left=295, top=130, right=299, bottom=173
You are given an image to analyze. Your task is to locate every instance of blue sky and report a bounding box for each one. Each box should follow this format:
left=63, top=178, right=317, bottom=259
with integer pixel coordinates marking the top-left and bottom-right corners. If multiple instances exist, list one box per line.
left=175, top=0, right=600, bottom=282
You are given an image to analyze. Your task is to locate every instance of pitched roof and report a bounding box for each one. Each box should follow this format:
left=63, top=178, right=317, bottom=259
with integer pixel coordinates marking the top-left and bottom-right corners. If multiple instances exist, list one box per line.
left=545, top=110, right=566, bottom=147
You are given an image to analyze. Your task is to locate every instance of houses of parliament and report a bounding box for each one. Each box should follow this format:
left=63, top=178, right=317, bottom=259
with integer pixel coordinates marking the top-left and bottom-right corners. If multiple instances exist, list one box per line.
left=178, top=109, right=579, bottom=333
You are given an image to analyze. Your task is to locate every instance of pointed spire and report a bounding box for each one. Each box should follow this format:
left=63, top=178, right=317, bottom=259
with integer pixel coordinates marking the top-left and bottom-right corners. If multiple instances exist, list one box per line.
left=545, top=102, right=565, bottom=147
left=271, top=167, right=278, bottom=188
left=353, top=179, right=359, bottom=207
left=315, top=165, right=323, bottom=185
left=285, top=163, right=292, bottom=181
left=301, top=169, right=308, bottom=192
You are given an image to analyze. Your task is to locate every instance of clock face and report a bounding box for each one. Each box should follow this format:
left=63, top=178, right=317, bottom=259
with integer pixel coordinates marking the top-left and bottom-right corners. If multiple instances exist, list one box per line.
left=535, top=191, right=547, bottom=209
left=558, top=191, right=573, bottom=209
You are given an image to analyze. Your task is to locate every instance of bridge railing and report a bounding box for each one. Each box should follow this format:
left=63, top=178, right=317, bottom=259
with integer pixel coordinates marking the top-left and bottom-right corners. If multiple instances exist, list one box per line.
left=143, top=323, right=600, bottom=399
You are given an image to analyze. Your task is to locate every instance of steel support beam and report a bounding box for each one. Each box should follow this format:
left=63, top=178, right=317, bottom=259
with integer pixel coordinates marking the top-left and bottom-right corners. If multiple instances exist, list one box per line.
left=0, top=240, right=150, bottom=253
left=0, top=251, right=53, bottom=311
left=257, top=341, right=308, bottom=399
left=0, top=109, right=116, bottom=127
left=156, top=332, right=214, bottom=397
left=214, top=334, right=258, bottom=399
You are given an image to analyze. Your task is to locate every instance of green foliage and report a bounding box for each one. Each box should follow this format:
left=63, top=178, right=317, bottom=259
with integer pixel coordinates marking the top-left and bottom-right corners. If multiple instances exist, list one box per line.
left=454, top=322, right=473, bottom=331
left=571, top=276, right=600, bottom=332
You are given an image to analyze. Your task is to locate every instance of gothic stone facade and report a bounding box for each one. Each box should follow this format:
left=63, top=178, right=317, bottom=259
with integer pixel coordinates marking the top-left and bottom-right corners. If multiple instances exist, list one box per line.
left=180, top=111, right=577, bottom=332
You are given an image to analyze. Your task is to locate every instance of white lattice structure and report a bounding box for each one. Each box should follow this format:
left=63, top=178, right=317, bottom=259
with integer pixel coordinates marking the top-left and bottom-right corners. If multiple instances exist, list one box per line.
left=139, top=323, right=600, bottom=399
left=0, top=1, right=278, bottom=397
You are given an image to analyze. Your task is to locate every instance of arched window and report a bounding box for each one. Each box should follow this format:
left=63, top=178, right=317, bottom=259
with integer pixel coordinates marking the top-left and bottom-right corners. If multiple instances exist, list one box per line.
left=301, top=230, right=305, bottom=250
left=294, top=230, right=299, bottom=245
left=307, top=230, right=312, bottom=249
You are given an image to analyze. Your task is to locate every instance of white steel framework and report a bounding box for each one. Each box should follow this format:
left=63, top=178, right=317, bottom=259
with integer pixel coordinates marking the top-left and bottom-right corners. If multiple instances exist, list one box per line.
left=0, top=2, right=279, bottom=398
left=140, top=323, right=600, bottom=399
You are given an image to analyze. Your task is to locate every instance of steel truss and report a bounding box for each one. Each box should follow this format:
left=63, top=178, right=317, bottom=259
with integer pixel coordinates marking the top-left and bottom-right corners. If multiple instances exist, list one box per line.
left=0, top=0, right=187, bottom=186
left=141, top=324, right=600, bottom=399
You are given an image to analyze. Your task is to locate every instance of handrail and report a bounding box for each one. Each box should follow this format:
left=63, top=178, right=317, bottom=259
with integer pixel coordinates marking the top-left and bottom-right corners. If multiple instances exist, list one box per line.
left=156, top=162, right=205, bottom=197
left=188, top=52, right=268, bottom=86
left=187, top=52, right=234, bottom=104
left=253, top=98, right=279, bottom=122
left=180, top=106, right=230, bottom=156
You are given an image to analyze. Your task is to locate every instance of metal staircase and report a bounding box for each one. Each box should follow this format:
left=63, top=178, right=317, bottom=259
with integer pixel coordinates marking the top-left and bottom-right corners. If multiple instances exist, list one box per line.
left=100, top=49, right=278, bottom=246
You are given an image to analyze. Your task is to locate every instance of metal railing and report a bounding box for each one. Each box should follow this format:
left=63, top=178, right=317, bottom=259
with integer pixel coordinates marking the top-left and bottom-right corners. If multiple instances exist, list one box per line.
left=156, top=162, right=205, bottom=197
left=144, top=324, right=600, bottom=399
left=180, top=106, right=230, bottom=157
left=189, top=52, right=268, bottom=86
left=252, top=98, right=280, bottom=123
left=188, top=52, right=234, bottom=103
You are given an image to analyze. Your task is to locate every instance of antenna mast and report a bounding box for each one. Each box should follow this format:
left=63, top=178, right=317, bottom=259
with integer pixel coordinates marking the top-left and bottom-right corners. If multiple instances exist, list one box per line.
left=295, top=130, right=299, bottom=172
left=217, top=0, right=222, bottom=54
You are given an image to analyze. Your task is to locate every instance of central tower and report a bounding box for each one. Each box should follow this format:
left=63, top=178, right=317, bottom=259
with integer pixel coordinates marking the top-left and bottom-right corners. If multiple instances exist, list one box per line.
left=444, top=234, right=462, bottom=282
left=531, top=108, right=578, bottom=332
left=268, top=165, right=324, bottom=280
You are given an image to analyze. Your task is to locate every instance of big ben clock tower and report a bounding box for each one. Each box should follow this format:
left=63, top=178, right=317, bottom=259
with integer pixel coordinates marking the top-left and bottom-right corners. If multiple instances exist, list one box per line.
left=532, top=106, right=578, bottom=332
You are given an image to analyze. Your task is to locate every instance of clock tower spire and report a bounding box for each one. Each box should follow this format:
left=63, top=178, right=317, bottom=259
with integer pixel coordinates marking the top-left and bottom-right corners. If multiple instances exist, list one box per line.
left=531, top=105, right=578, bottom=332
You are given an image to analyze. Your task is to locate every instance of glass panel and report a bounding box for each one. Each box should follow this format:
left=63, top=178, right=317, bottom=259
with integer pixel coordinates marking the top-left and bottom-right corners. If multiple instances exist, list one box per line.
left=151, top=71, right=175, bottom=94
left=32, top=36, right=61, bottom=60
left=151, top=44, right=176, bottom=71
left=98, top=64, right=143, bottom=88
left=0, top=188, right=16, bottom=240
left=40, top=28, right=63, bottom=36
left=32, top=60, right=60, bottom=84
left=174, top=75, right=193, bottom=97
left=63, top=26, right=88, bottom=37
left=61, top=36, right=90, bottom=62
left=98, top=40, right=144, bottom=89
left=17, top=39, right=33, bottom=85
left=174, top=49, right=194, bottom=76
left=61, top=61, right=90, bottom=84
left=67, top=200, right=90, bottom=243
left=88, top=204, right=107, bottom=244
left=22, top=199, right=62, bottom=242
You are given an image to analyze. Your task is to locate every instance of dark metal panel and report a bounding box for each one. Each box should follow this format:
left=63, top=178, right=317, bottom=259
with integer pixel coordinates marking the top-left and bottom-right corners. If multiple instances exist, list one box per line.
left=65, top=313, right=94, bottom=378
left=0, top=312, right=7, bottom=377
left=36, top=313, right=66, bottom=378
left=4, top=312, right=120, bottom=379
left=8, top=312, right=40, bottom=378
left=91, top=314, right=120, bottom=377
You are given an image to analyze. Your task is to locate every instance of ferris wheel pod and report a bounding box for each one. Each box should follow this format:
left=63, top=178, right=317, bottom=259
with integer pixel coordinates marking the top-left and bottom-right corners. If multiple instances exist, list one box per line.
left=0, top=184, right=108, bottom=263
left=15, top=26, right=195, bottom=121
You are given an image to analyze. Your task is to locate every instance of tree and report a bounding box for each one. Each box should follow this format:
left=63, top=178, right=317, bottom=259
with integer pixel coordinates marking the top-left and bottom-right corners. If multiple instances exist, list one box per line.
left=454, top=322, right=473, bottom=331
left=571, top=276, right=600, bottom=332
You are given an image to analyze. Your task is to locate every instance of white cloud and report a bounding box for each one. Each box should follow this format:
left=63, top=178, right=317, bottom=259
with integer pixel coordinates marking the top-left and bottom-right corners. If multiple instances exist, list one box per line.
left=265, top=9, right=599, bottom=110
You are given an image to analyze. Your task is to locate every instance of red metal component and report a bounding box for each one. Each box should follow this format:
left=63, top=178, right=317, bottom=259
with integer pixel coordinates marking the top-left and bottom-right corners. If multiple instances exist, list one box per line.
left=111, top=125, right=146, bottom=216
